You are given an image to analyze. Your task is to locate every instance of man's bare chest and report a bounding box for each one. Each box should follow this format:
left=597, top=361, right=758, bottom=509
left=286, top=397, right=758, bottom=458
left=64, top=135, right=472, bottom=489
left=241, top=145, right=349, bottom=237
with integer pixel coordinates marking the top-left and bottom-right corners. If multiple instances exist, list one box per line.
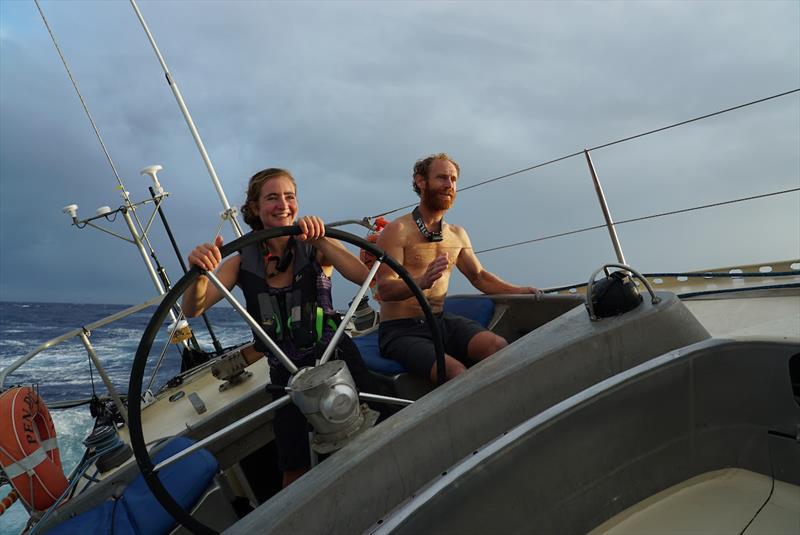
left=402, top=241, right=462, bottom=272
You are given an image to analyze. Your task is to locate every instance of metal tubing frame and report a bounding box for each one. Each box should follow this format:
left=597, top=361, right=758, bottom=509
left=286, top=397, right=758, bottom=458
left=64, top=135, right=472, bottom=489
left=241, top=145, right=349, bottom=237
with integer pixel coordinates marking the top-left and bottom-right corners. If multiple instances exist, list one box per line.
left=72, top=196, right=160, bottom=237
left=359, top=392, right=414, bottom=407
left=152, top=394, right=291, bottom=473
left=584, top=149, right=626, bottom=264
left=150, top=390, right=415, bottom=475
left=267, top=380, right=415, bottom=408
left=318, top=259, right=382, bottom=365
left=144, top=313, right=184, bottom=395
left=77, top=331, right=129, bottom=425
left=138, top=195, right=166, bottom=238
left=82, top=220, right=136, bottom=242
left=202, top=270, right=298, bottom=374
left=148, top=186, right=224, bottom=353
left=0, top=295, right=164, bottom=389
left=327, top=218, right=374, bottom=231
left=121, top=208, right=167, bottom=296
left=79, top=197, right=162, bottom=242
left=120, top=208, right=180, bottom=326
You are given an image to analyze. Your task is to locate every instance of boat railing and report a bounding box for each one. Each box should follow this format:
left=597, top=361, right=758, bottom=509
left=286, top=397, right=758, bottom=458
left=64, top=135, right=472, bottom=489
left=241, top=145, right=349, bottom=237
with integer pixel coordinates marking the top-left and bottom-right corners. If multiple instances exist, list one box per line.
left=369, top=88, right=800, bottom=273
left=0, top=294, right=164, bottom=425
left=545, top=259, right=800, bottom=297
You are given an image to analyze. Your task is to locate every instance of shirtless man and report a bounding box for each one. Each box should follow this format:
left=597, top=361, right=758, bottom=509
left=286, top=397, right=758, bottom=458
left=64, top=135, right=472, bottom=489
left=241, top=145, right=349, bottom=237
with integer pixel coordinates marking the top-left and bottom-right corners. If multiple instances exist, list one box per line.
left=376, top=153, right=539, bottom=383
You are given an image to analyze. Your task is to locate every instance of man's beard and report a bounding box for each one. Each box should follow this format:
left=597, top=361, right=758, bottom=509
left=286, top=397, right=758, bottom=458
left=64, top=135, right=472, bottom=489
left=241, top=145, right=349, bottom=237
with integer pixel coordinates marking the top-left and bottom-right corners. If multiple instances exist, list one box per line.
left=421, top=185, right=455, bottom=211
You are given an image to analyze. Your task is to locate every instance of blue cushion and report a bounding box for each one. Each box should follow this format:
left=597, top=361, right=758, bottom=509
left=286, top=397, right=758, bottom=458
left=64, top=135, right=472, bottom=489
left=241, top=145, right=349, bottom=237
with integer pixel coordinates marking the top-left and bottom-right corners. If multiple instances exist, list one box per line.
left=47, top=499, right=137, bottom=535
left=443, top=297, right=495, bottom=327
left=353, top=331, right=406, bottom=375
left=49, top=437, right=218, bottom=535
left=356, top=296, right=495, bottom=376
left=120, top=437, right=219, bottom=535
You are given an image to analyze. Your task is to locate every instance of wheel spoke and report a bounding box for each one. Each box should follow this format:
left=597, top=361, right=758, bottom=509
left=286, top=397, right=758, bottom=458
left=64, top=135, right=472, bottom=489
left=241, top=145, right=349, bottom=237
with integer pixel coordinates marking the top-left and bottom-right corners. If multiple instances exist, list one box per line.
left=318, top=257, right=382, bottom=366
left=152, top=394, right=291, bottom=473
left=203, top=269, right=298, bottom=374
left=358, top=392, right=413, bottom=407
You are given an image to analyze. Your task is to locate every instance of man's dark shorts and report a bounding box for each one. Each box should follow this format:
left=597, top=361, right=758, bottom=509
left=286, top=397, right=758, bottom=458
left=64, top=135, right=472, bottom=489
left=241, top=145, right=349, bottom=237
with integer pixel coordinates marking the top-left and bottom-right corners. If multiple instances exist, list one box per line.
left=379, top=312, right=487, bottom=378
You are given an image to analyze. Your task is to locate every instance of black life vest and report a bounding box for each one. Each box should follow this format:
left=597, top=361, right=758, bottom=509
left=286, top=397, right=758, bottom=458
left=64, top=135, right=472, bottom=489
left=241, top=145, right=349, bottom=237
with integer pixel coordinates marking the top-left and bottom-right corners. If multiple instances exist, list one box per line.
left=237, top=235, right=336, bottom=359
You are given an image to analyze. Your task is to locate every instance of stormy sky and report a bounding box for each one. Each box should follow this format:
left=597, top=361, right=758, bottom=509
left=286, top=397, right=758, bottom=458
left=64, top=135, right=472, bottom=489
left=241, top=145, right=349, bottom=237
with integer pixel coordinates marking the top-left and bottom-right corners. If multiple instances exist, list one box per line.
left=1, top=0, right=798, bottom=307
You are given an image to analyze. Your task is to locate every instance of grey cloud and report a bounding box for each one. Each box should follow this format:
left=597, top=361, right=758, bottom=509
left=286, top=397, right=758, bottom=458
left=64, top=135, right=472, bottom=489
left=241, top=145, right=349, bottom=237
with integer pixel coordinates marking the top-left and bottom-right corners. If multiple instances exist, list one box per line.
left=1, top=0, right=798, bottom=306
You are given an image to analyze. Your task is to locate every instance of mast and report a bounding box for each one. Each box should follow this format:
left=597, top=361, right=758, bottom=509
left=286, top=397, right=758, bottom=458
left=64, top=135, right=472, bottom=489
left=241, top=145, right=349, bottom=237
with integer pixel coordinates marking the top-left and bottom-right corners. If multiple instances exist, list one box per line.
left=128, top=0, right=243, bottom=238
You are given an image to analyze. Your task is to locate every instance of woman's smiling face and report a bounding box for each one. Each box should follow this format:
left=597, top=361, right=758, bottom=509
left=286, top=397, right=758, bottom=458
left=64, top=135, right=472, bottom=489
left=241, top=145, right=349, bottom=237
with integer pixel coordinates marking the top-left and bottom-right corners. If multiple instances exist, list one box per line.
left=254, top=175, right=298, bottom=229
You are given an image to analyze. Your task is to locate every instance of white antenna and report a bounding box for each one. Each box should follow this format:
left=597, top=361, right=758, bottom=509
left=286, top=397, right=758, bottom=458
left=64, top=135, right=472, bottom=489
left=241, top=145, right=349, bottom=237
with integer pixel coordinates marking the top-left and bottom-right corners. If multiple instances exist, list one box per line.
left=62, top=204, right=79, bottom=222
left=140, top=164, right=165, bottom=196
left=129, top=0, right=243, bottom=238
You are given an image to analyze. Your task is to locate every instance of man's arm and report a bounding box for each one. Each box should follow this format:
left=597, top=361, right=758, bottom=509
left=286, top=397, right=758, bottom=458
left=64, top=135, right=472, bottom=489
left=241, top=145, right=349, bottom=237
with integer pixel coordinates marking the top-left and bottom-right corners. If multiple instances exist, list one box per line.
left=455, top=228, right=538, bottom=295
left=376, top=220, right=448, bottom=301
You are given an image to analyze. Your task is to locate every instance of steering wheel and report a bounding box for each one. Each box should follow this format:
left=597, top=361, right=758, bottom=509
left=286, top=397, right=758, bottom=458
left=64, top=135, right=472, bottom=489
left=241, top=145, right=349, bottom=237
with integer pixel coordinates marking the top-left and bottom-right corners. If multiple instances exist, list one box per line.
left=127, top=226, right=444, bottom=535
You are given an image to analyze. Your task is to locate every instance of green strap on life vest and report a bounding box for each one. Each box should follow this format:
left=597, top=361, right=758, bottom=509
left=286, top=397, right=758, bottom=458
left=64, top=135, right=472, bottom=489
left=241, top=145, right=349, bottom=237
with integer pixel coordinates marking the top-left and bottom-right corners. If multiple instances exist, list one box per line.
left=315, top=306, right=324, bottom=342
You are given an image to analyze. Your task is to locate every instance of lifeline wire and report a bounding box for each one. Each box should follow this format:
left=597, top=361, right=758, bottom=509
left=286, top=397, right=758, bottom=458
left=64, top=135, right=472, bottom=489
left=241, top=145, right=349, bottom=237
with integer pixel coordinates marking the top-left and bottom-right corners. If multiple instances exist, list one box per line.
left=369, top=88, right=800, bottom=219
left=475, top=187, right=800, bottom=254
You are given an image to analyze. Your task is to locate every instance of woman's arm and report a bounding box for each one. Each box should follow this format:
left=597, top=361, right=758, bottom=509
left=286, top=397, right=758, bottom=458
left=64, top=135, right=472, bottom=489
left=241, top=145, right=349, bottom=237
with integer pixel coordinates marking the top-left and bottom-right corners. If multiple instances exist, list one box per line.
left=182, top=236, right=240, bottom=317
left=296, top=215, right=369, bottom=285
left=315, top=237, right=369, bottom=285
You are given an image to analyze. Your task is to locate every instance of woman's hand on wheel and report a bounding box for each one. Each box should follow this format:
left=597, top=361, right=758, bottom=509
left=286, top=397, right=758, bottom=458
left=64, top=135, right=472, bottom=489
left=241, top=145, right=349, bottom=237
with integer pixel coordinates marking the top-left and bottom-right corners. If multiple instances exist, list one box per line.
left=297, top=216, right=325, bottom=241
left=188, top=235, right=224, bottom=271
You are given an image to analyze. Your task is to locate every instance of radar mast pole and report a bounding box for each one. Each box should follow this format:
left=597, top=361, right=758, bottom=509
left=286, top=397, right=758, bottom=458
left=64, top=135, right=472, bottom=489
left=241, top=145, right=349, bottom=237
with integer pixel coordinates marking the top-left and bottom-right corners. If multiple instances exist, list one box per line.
left=129, top=0, right=243, bottom=238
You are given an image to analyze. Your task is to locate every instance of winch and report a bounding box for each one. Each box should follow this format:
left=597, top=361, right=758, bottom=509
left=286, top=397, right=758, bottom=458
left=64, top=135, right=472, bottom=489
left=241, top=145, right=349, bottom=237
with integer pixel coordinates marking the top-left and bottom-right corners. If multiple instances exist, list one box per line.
left=211, top=348, right=253, bottom=392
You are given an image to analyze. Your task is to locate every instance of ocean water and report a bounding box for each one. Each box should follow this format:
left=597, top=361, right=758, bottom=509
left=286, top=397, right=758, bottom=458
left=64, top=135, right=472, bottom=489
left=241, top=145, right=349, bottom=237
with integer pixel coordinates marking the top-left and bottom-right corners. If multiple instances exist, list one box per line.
left=0, top=301, right=250, bottom=534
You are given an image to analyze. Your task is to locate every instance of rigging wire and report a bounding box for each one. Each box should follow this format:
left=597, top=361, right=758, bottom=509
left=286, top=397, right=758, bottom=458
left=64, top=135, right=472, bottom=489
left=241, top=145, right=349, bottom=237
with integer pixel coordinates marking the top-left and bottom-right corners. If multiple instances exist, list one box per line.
left=475, top=187, right=800, bottom=255
left=33, top=0, right=125, bottom=197
left=33, top=2, right=798, bottom=265
left=369, top=88, right=800, bottom=220
left=588, top=88, right=799, bottom=152
left=34, top=0, right=165, bottom=276
left=85, top=335, right=96, bottom=397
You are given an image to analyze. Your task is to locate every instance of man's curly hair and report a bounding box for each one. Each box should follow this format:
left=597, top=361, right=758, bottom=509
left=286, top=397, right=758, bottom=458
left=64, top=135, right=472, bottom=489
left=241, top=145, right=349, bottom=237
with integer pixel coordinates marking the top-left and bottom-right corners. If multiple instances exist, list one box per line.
left=412, top=153, right=460, bottom=196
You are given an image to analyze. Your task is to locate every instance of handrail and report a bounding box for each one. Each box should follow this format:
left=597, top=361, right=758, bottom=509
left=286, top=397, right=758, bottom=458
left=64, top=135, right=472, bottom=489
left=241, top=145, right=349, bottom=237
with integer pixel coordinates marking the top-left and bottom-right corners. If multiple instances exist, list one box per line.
left=369, top=88, right=799, bottom=220
left=475, top=187, right=800, bottom=255
left=366, top=89, right=799, bottom=265
left=543, top=259, right=800, bottom=296
left=0, top=294, right=164, bottom=391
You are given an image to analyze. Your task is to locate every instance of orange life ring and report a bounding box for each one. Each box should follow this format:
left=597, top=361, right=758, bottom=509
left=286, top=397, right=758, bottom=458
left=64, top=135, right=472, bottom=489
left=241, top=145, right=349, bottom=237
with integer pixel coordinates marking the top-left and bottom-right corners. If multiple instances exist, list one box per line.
left=0, top=387, right=69, bottom=512
left=0, top=489, right=19, bottom=515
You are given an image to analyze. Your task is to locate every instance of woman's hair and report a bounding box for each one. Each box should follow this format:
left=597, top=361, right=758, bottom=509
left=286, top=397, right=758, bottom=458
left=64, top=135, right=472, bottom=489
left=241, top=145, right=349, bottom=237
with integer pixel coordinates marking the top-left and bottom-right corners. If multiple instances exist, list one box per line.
left=240, top=168, right=297, bottom=230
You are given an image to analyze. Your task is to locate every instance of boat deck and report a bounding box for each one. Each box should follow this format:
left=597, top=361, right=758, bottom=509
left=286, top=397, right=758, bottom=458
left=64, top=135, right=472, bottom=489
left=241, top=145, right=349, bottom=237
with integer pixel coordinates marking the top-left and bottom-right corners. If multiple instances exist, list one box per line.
left=592, top=468, right=800, bottom=534
left=684, top=293, right=800, bottom=340
left=118, top=357, right=271, bottom=448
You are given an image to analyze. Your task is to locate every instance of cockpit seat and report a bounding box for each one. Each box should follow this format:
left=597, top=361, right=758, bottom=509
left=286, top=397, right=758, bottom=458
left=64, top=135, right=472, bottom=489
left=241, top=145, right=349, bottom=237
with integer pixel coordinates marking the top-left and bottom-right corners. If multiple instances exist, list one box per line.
left=48, top=437, right=218, bottom=535
left=354, top=296, right=497, bottom=398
